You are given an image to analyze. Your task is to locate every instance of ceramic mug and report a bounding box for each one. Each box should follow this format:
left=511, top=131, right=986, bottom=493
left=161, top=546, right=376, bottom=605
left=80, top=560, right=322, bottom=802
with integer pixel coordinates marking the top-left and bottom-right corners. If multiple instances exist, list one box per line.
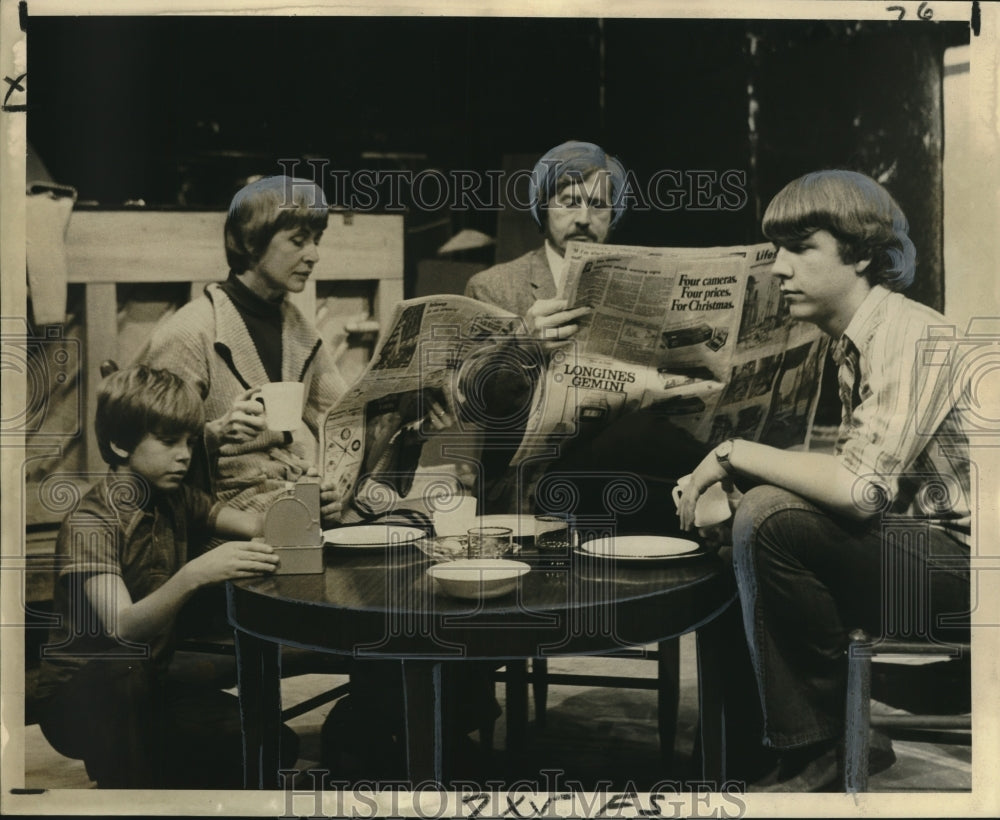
left=672, top=474, right=733, bottom=528
left=432, top=495, right=478, bottom=537
left=259, top=381, right=305, bottom=432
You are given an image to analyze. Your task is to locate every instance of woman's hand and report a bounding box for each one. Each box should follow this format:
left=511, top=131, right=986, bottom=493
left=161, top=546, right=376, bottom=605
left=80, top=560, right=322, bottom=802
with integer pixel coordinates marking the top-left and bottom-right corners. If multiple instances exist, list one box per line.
left=185, top=540, right=279, bottom=586
left=206, top=387, right=266, bottom=449
left=319, top=478, right=346, bottom=528
left=676, top=451, right=730, bottom=531
left=524, top=298, right=592, bottom=353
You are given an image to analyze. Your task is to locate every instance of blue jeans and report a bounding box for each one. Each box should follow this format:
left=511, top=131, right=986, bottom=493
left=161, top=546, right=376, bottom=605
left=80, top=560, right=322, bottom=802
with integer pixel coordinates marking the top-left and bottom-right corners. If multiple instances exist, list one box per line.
left=731, top=485, right=970, bottom=750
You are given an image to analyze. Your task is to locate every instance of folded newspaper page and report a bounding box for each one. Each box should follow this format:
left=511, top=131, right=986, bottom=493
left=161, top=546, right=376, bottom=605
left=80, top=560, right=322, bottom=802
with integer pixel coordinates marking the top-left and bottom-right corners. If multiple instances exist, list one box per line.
left=320, top=241, right=829, bottom=511
left=319, top=295, right=523, bottom=517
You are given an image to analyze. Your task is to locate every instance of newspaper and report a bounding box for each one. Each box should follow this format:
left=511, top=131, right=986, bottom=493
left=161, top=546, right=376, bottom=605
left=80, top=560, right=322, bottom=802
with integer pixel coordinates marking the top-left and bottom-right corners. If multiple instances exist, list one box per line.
left=319, top=296, right=523, bottom=513
left=320, top=241, right=829, bottom=508
left=521, top=240, right=831, bottom=460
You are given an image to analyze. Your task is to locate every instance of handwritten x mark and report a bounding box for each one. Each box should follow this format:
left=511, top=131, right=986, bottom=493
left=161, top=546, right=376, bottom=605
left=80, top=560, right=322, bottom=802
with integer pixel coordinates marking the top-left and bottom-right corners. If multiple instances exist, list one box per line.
left=3, top=72, right=26, bottom=109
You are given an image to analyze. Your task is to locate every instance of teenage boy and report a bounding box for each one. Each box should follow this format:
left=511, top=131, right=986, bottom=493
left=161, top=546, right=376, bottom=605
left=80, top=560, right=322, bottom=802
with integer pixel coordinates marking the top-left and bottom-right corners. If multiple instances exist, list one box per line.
left=34, top=365, right=295, bottom=789
left=676, top=170, right=971, bottom=791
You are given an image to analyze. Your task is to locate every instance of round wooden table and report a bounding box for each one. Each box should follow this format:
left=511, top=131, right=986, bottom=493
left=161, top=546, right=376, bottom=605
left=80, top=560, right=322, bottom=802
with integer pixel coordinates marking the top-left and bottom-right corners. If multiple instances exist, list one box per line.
left=227, top=540, right=737, bottom=788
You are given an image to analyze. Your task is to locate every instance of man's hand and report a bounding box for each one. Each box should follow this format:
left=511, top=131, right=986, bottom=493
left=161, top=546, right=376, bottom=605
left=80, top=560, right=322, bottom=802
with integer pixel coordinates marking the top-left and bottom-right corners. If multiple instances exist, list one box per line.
left=185, top=540, right=279, bottom=585
left=524, top=298, right=592, bottom=352
left=417, top=399, right=454, bottom=435
left=205, top=387, right=266, bottom=450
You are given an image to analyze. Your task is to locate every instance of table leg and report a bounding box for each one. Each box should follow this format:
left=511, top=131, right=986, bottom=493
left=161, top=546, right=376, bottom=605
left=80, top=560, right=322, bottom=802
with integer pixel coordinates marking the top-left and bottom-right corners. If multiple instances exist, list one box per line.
left=234, top=628, right=282, bottom=789
left=504, top=660, right=529, bottom=757
left=657, top=638, right=680, bottom=768
left=696, top=610, right=729, bottom=786
left=401, top=660, right=443, bottom=785
left=531, top=658, right=548, bottom=728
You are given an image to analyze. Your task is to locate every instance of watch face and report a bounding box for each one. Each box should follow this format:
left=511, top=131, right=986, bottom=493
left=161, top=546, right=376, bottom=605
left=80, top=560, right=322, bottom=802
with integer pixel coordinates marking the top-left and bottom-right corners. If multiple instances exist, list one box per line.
left=716, top=440, right=733, bottom=461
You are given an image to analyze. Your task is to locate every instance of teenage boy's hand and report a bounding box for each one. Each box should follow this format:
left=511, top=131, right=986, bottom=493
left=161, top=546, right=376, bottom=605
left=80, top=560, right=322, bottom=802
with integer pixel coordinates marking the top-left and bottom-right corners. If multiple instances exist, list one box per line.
left=186, top=540, right=279, bottom=585
left=206, top=388, right=266, bottom=449
left=677, top=452, right=730, bottom=532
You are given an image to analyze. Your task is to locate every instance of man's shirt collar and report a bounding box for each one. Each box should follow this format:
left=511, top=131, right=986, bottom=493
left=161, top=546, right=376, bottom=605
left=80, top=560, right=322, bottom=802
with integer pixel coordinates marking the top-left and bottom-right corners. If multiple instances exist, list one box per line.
left=840, top=284, right=891, bottom=349
left=544, top=240, right=567, bottom=295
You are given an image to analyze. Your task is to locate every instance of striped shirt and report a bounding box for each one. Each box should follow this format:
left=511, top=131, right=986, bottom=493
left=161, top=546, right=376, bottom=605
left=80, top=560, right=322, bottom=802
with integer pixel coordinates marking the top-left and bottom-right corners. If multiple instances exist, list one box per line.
left=835, top=285, right=971, bottom=544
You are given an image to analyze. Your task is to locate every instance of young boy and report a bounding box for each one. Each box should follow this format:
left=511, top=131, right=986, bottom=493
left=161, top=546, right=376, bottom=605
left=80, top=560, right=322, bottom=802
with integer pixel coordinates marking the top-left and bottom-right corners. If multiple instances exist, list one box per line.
left=34, top=365, right=293, bottom=789
left=676, top=170, right=971, bottom=791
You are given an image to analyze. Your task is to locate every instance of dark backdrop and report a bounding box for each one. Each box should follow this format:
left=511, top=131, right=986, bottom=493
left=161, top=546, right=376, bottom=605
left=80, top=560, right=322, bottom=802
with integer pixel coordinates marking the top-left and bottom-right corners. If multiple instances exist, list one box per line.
left=27, top=15, right=969, bottom=423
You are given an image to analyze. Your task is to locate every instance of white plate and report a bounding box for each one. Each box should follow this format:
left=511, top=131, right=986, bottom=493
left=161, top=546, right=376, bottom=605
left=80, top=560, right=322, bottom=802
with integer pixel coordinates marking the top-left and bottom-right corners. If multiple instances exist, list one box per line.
left=577, top=535, right=701, bottom=560
left=323, top=524, right=428, bottom=548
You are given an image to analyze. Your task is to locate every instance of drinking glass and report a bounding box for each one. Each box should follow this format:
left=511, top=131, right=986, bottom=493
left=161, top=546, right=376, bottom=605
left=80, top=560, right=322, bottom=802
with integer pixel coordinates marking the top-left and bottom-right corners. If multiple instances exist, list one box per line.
left=467, top=526, right=513, bottom=558
left=534, top=514, right=571, bottom=555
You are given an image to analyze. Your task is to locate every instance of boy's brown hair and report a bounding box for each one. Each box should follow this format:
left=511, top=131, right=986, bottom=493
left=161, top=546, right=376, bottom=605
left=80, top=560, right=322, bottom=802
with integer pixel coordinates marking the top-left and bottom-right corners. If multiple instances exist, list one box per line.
left=95, top=365, right=205, bottom=466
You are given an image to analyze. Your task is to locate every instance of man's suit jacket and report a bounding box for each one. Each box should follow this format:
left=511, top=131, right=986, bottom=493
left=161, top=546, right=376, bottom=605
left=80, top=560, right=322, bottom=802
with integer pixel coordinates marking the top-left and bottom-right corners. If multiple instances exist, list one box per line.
left=463, top=247, right=555, bottom=317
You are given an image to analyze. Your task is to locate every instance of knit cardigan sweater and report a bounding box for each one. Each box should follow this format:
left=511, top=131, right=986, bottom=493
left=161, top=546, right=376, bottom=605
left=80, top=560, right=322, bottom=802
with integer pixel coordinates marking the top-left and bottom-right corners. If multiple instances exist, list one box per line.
left=137, top=283, right=348, bottom=514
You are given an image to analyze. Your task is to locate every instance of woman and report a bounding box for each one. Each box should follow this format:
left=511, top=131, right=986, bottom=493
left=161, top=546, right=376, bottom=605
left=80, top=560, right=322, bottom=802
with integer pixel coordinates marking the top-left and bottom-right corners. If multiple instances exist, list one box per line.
left=138, top=175, right=348, bottom=524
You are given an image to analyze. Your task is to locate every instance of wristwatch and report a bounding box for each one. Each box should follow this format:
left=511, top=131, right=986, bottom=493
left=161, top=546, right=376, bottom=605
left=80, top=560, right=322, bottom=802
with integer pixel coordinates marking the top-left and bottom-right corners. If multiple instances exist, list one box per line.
left=714, top=438, right=736, bottom=475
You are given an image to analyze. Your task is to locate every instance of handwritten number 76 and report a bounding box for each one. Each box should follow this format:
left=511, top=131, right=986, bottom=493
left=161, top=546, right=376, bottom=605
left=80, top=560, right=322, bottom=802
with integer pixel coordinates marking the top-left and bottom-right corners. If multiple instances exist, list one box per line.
left=887, top=2, right=934, bottom=20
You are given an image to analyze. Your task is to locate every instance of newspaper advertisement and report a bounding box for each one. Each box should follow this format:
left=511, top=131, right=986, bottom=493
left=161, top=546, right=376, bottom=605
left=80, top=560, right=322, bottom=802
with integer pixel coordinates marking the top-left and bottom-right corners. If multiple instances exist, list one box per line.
left=321, top=241, right=829, bottom=506
left=509, top=240, right=830, bottom=463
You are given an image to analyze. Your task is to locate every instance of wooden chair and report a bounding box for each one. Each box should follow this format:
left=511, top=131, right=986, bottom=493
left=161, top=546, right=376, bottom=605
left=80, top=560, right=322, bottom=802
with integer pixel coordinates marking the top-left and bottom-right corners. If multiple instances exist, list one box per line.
left=498, top=642, right=681, bottom=765
left=490, top=471, right=694, bottom=765
left=842, top=520, right=971, bottom=792
left=843, top=631, right=970, bottom=792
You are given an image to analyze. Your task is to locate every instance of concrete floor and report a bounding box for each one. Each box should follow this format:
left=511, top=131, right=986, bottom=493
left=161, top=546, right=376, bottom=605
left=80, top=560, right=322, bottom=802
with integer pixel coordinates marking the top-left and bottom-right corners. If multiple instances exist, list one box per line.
left=19, top=633, right=970, bottom=795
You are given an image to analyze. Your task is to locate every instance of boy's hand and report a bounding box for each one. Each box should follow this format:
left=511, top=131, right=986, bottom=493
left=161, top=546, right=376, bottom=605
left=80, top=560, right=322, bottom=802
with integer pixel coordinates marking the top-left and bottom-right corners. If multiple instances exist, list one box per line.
left=206, top=388, right=266, bottom=448
left=187, top=540, right=279, bottom=586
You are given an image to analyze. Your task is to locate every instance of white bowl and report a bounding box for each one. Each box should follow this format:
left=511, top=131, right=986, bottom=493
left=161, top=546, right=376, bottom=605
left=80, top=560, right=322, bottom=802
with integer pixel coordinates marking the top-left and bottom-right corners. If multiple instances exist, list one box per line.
left=427, top=559, right=530, bottom=600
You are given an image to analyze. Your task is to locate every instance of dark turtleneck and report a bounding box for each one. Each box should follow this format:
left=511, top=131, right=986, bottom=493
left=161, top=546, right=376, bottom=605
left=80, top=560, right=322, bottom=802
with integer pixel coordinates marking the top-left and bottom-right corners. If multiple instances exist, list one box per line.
left=219, top=271, right=284, bottom=383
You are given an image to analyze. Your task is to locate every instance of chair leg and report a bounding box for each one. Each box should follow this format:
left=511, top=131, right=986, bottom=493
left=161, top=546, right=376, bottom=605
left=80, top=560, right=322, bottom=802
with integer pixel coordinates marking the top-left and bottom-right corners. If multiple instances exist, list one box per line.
left=479, top=715, right=495, bottom=756
left=844, top=630, right=873, bottom=793
left=657, top=638, right=680, bottom=767
left=532, top=658, right=548, bottom=729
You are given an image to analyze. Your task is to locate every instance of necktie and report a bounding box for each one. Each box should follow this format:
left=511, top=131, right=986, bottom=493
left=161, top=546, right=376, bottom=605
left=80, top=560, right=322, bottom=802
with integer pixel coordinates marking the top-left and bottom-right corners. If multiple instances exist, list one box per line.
left=833, top=335, right=862, bottom=423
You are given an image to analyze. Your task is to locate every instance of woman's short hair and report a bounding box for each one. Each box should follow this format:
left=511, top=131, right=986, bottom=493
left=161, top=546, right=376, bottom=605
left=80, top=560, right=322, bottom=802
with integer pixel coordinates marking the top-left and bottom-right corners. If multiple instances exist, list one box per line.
left=96, top=366, right=205, bottom=466
left=762, top=169, right=916, bottom=291
left=224, top=175, right=330, bottom=274
left=529, top=141, right=629, bottom=230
